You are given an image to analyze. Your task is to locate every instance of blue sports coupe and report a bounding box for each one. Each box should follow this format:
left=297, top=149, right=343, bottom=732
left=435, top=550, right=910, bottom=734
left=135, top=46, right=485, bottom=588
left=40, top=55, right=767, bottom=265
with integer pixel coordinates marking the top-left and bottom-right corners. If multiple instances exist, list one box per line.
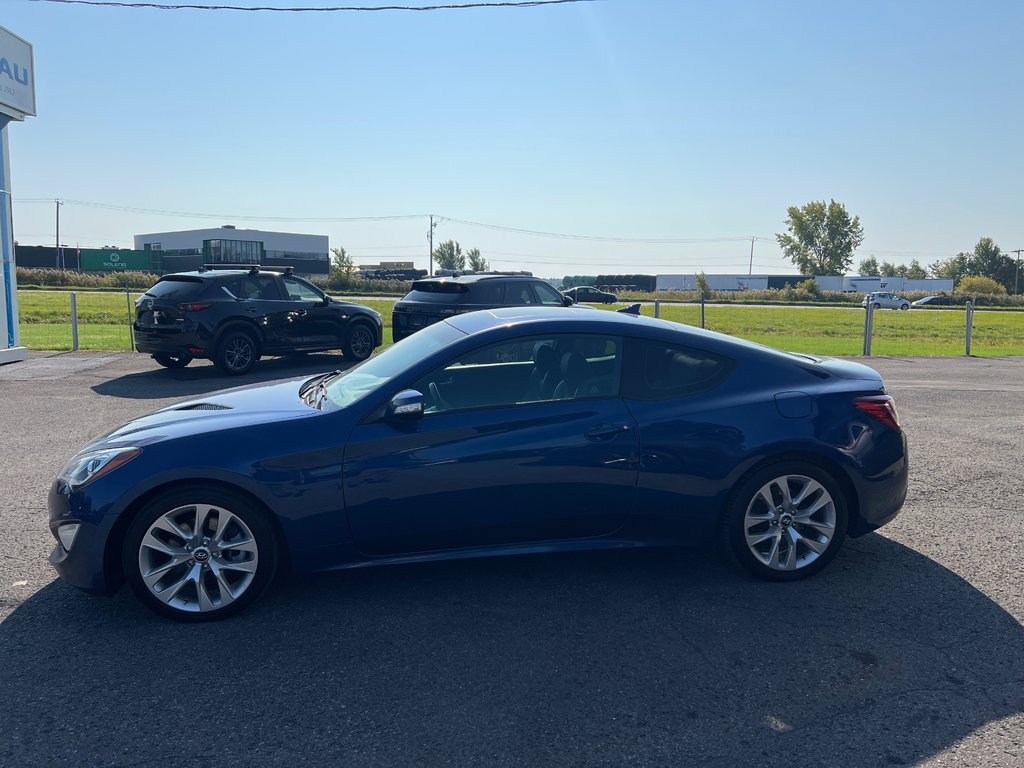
left=49, top=307, right=908, bottom=621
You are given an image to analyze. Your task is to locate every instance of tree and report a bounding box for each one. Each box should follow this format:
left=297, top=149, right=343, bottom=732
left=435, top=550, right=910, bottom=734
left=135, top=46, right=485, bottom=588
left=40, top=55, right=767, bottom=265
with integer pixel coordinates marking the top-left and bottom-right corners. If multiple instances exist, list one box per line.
left=695, top=272, right=711, bottom=299
left=466, top=247, right=489, bottom=272
left=776, top=200, right=864, bottom=276
left=879, top=261, right=899, bottom=277
left=930, top=238, right=1014, bottom=291
left=330, top=246, right=356, bottom=278
left=858, top=257, right=880, bottom=276
left=929, top=252, right=970, bottom=283
left=433, top=240, right=465, bottom=272
left=905, top=259, right=928, bottom=280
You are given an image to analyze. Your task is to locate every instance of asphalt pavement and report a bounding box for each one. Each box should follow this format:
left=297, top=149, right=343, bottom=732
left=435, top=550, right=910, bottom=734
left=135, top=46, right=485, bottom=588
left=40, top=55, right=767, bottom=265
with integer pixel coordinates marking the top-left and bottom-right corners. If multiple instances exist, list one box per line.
left=1, top=351, right=1023, bottom=767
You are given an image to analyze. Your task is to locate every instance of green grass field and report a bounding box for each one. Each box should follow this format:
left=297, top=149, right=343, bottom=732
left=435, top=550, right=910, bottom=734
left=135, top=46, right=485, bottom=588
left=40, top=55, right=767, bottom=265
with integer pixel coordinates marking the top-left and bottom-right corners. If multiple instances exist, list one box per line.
left=16, top=290, right=1024, bottom=357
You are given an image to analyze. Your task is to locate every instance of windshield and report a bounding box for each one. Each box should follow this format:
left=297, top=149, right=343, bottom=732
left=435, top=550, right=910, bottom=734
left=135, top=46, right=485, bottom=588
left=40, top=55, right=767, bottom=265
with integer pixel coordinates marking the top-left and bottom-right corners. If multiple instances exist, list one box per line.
left=324, top=320, right=465, bottom=409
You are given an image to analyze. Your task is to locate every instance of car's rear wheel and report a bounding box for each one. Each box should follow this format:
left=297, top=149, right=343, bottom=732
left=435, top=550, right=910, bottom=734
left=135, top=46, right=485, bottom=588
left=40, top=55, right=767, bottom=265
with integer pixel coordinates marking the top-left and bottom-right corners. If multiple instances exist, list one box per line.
left=122, top=487, right=279, bottom=622
left=153, top=353, right=191, bottom=369
left=215, top=330, right=259, bottom=375
left=722, top=460, right=848, bottom=581
left=872, top=303, right=881, bottom=309
left=343, top=322, right=375, bottom=361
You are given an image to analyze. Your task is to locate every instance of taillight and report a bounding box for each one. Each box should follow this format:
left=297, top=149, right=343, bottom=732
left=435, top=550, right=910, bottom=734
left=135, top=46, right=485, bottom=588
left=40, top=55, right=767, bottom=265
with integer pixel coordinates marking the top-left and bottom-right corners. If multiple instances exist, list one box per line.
left=854, top=395, right=901, bottom=432
left=177, top=303, right=211, bottom=312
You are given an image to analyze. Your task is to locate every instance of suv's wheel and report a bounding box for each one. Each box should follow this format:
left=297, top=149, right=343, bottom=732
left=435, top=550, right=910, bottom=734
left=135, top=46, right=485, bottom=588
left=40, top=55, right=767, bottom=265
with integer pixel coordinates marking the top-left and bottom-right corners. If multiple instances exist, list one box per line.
left=215, top=330, right=259, bottom=375
left=343, top=322, right=375, bottom=361
left=122, top=487, right=279, bottom=622
left=153, top=353, right=191, bottom=369
left=722, top=460, right=848, bottom=581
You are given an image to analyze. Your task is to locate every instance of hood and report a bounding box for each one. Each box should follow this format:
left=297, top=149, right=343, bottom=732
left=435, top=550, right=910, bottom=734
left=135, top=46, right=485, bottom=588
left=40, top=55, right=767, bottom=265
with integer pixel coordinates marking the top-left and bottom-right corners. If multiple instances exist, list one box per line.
left=85, top=376, right=319, bottom=451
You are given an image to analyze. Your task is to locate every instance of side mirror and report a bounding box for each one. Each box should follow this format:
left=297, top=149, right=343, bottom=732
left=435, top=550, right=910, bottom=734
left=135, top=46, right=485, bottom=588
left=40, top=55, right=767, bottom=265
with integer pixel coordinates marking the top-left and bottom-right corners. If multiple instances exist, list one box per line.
left=563, top=295, right=575, bottom=306
left=388, top=389, right=424, bottom=420
left=321, top=294, right=331, bottom=305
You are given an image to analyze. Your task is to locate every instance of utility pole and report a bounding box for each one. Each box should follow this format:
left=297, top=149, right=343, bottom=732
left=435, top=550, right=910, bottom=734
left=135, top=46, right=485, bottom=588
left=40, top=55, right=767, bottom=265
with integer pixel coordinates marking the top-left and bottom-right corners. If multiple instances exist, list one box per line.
left=427, top=215, right=438, bottom=276
left=1010, top=248, right=1023, bottom=295
left=55, top=199, right=63, bottom=269
left=748, top=237, right=755, bottom=276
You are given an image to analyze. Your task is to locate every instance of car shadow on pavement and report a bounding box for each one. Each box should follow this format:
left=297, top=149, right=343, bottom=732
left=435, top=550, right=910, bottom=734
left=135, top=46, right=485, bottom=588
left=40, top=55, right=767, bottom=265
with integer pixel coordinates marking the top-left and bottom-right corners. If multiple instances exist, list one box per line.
left=90, top=354, right=359, bottom=400
left=1, top=534, right=1021, bottom=767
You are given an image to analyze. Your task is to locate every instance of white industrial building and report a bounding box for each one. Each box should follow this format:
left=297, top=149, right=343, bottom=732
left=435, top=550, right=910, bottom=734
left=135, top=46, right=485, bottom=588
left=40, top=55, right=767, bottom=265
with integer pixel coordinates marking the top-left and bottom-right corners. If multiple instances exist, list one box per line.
left=133, top=226, right=330, bottom=277
left=655, top=274, right=954, bottom=293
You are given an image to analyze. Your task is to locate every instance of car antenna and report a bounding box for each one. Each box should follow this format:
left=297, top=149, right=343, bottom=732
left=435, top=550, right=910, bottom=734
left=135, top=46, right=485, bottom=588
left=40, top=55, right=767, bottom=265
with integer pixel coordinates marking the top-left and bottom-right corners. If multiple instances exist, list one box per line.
left=617, top=303, right=642, bottom=316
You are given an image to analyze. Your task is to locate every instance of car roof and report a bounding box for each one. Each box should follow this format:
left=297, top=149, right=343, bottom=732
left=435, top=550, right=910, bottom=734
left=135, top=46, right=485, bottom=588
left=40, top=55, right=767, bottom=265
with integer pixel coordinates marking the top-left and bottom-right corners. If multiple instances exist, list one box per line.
left=416, top=274, right=538, bottom=285
left=444, top=306, right=821, bottom=366
left=163, top=268, right=290, bottom=279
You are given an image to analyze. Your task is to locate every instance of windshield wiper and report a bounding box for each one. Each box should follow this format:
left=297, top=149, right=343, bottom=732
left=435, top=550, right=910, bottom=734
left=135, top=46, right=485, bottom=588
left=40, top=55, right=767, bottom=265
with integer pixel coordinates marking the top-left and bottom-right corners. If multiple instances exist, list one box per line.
left=300, top=370, right=340, bottom=409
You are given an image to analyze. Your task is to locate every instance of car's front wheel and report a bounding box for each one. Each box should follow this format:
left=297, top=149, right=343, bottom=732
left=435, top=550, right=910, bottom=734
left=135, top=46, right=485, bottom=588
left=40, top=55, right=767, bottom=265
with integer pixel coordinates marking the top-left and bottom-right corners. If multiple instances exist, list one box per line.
left=900, top=303, right=909, bottom=310
left=872, top=303, right=881, bottom=309
left=722, top=460, right=848, bottom=581
left=215, top=330, right=259, bottom=375
left=153, top=353, right=191, bottom=369
left=343, top=322, right=375, bottom=361
left=122, top=487, right=279, bottom=621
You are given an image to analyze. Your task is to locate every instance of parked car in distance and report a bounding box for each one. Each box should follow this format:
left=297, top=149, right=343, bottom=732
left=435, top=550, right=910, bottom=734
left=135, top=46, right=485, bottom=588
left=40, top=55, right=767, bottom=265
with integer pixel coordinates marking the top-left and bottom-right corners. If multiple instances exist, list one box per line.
left=391, top=274, right=573, bottom=342
left=911, top=295, right=953, bottom=307
left=50, top=306, right=908, bottom=621
left=862, top=291, right=911, bottom=310
left=563, top=285, right=618, bottom=304
left=133, top=265, right=384, bottom=375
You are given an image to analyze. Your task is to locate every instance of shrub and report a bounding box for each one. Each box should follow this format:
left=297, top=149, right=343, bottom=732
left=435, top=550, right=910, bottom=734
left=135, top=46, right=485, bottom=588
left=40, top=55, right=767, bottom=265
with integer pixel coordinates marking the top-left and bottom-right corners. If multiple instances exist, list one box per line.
left=955, top=276, right=1007, bottom=296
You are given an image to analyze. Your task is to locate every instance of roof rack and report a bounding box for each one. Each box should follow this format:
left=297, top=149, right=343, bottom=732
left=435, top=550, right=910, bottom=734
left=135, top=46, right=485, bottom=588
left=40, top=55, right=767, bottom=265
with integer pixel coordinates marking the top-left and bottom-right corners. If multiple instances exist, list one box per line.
left=198, top=263, right=294, bottom=276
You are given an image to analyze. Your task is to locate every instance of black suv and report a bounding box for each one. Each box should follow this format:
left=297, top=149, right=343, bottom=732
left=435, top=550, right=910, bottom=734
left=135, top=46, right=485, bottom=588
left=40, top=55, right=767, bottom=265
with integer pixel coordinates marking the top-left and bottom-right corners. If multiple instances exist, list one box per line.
left=133, top=265, right=384, bottom=375
left=392, top=274, right=573, bottom=342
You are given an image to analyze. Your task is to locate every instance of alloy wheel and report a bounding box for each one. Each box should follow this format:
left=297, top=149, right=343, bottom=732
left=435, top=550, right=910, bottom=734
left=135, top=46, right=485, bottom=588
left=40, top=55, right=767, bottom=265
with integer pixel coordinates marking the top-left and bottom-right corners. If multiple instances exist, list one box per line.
left=137, top=502, right=259, bottom=614
left=742, top=474, right=837, bottom=572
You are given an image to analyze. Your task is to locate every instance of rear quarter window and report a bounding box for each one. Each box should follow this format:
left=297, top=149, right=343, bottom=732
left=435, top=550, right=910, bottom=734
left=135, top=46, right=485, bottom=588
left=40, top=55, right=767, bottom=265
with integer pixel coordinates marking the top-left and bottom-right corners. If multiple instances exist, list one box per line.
left=623, top=339, right=735, bottom=400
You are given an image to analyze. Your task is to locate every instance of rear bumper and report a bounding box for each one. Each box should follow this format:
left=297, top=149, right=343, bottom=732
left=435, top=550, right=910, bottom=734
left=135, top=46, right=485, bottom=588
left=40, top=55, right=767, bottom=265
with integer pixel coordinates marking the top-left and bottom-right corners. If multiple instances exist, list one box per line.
left=847, top=430, right=909, bottom=537
left=134, top=326, right=210, bottom=358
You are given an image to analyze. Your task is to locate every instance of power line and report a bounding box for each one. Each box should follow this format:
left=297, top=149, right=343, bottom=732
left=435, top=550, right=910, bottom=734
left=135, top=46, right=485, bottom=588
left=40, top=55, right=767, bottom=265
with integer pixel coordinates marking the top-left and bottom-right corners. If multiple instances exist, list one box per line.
left=445, top=216, right=762, bottom=245
left=31, top=0, right=595, bottom=11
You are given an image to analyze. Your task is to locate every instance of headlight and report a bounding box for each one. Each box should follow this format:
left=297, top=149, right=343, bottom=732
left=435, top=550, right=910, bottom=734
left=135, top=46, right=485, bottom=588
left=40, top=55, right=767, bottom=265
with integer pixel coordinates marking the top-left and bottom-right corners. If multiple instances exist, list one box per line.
left=58, top=447, right=141, bottom=491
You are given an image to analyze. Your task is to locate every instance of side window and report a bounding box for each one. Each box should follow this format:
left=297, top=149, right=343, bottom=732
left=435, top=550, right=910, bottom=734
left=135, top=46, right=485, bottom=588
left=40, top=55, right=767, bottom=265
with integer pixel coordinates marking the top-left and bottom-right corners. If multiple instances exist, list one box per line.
left=534, top=282, right=566, bottom=306
left=473, top=281, right=505, bottom=304
left=506, top=283, right=537, bottom=305
left=282, top=276, right=323, bottom=302
left=412, top=334, right=622, bottom=414
left=623, top=340, right=734, bottom=400
left=237, top=276, right=280, bottom=300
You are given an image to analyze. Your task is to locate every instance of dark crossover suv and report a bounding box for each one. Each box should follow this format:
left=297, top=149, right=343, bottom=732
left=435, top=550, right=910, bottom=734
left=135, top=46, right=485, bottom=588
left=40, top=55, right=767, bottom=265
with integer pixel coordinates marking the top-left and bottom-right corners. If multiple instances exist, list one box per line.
left=562, top=285, right=618, bottom=304
left=133, top=265, right=383, bottom=375
left=392, top=274, right=573, bottom=342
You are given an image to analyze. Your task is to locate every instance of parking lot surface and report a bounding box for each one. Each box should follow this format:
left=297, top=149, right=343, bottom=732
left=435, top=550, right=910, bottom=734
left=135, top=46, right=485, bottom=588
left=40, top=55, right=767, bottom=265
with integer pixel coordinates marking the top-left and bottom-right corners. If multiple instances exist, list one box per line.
left=1, top=352, right=1023, bottom=767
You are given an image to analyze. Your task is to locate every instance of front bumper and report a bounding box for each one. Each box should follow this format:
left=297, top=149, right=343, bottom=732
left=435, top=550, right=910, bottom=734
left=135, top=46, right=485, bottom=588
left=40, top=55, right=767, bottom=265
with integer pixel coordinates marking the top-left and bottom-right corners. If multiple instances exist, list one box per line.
left=47, top=479, right=120, bottom=595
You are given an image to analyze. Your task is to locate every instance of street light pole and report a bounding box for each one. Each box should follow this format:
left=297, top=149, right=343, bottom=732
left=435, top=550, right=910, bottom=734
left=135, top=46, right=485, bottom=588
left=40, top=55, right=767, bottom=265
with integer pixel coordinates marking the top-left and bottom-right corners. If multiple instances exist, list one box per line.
left=1010, top=248, right=1023, bottom=295
left=55, top=198, right=62, bottom=268
left=427, top=214, right=438, bottom=276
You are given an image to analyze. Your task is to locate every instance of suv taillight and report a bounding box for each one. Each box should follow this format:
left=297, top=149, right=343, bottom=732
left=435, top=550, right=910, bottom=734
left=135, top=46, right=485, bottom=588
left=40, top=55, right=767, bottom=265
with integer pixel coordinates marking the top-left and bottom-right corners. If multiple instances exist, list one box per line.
left=854, top=395, right=901, bottom=432
left=177, top=303, right=211, bottom=312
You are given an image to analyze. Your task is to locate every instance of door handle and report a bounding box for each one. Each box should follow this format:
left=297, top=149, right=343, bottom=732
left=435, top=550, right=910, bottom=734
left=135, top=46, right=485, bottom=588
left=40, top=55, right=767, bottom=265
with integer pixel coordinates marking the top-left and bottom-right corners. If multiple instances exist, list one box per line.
left=585, top=423, right=632, bottom=441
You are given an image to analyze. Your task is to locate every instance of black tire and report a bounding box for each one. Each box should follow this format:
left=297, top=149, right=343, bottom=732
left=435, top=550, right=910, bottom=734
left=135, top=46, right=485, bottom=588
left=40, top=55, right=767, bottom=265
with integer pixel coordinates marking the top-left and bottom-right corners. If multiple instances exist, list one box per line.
left=153, top=353, right=192, bottom=369
left=215, top=330, right=259, bottom=376
left=343, top=322, right=376, bottom=361
left=872, top=303, right=881, bottom=310
left=721, top=459, right=849, bottom=581
left=900, top=304, right=909, bottom=311
left=122, top=486, right=279, bottom=622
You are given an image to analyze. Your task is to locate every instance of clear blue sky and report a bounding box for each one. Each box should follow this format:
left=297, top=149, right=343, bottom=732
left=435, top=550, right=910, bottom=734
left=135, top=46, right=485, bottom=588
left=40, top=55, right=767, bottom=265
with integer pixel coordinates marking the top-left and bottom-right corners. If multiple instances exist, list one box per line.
left=4, top=0, right=1022, bottom=278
